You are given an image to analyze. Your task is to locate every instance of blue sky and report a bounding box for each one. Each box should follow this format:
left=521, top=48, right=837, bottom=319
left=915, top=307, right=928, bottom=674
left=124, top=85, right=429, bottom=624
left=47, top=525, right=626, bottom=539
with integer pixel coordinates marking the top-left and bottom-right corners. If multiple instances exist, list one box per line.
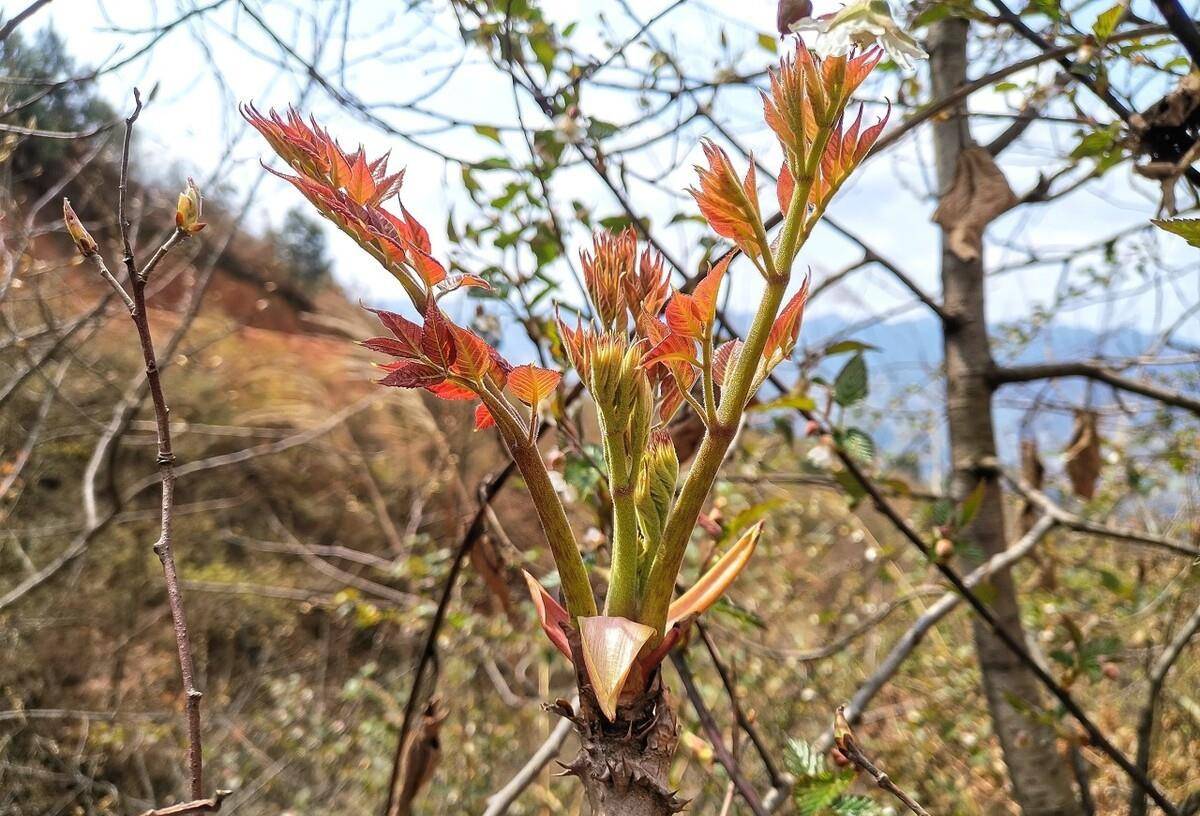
left=36, top=0, right=1199, bottom=348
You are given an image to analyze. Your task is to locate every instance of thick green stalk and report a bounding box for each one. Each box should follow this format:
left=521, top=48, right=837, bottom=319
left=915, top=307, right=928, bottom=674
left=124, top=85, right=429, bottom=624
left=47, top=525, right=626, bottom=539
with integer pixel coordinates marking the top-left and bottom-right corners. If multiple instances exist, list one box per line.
left=601, top=414, right=640, bottom=618
left=638, top=282, right=785, bottom=634
left=639, top=138, right=824, bottom=636
left=478, top=388, right=597, bottom=618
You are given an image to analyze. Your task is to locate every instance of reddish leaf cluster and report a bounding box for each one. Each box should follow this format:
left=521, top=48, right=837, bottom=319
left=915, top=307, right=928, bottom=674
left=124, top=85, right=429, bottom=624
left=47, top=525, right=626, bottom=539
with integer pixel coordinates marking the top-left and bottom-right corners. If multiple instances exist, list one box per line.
left=579, top=226, right=670, bottom=333
left=764, top=43, right=887, bottom=227
left=242, top=104, right=565, bottom=433
left=241, top=104, right=488, bottom=304
left=364, top=301, right=515, bottom=430
left=689, top=142, right=762, bottom=260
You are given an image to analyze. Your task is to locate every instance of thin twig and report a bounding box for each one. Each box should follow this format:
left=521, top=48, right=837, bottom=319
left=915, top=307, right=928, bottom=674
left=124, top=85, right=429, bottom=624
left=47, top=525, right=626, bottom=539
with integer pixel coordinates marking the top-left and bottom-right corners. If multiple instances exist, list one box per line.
left=696, top=622, right=786, bottom=788
left=115, top=89, right=206, bottom=802
left=671, top=653, right=771, bottom=816
left=1129, top=598, right=1200, bottom=816
left=994, top=462, right=1200, bottom=559
left=826, top=435, right=1180, bottom=816
left=481, top=705, right=576, bottom=816
left=0, top=0, right=54, bottom=43
left=833, top=707, right=932, bottom=816
left=380, top=382, right=583, bottom=816
left=990, top=360, right=1200, bottom=416
left=818, top=514, right=1058, bottom=752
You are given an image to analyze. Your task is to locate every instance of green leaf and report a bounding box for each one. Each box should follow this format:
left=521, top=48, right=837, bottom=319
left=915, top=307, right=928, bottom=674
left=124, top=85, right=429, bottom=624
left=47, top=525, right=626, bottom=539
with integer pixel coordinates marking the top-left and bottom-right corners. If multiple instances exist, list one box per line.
left=839, top=428, right=875, bottom=463
left=834, top=468, right=867, bottom=508
left=757, top=32, right=778, bottom=53
left=786, top=739, right=857, bottom=816
left=958, top=480, right=986, bottom=527
left=833, top=353, right=868, bottom=406
left=913, top=3, right=952, bottom=27
left=1092, top=4, right=1122, bottom=42
left=754, top=393, right=817, bottom=413
left=474, top=124, right=501, bottom=144
left=530, top=36, right=557, bottom=73
left=718, top=500, right=783, bottom=547
left=1152, top=217, right=1200, bottom=247
left=712, top=596, right=767, bottom=629
left=587, top=118, right=620, bottom=141
left=824, top=339, right=878, bottom=356
left=834, top=796, right=885, bottom=816
left=1070, top=126, right=1116, bottom=160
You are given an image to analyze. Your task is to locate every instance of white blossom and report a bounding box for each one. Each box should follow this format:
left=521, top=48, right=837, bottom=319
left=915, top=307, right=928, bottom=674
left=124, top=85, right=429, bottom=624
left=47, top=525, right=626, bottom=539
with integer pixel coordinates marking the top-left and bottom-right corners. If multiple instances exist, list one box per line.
left=791, top=0, right=928, bottom=72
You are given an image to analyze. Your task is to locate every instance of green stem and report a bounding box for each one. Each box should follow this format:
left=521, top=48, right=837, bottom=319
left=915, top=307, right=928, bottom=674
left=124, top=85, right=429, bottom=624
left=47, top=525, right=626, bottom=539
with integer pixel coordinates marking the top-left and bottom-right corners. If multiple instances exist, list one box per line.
left=477, top=388, right=596, bottom=619
left=701, top=325, right=717, bottom=424
left=639, top=279, right=786, bottom=635
left=601, top=410, right=640, bottom=618
left=639, top=129, right=831, bottom=637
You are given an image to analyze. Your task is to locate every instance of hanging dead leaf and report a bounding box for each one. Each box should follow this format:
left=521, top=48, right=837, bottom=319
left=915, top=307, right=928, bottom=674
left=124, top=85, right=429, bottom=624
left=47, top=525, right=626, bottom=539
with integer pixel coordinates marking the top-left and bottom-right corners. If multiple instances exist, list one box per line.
left=469, top=533, right=515, bottom=622
left=933, top=147, right=1018, bottom=262
left=1064, top=410, right=1103, bottom=500
left=1019, top=438, right=1045, bottom=535
left=389, top=697, right=446, bottom=816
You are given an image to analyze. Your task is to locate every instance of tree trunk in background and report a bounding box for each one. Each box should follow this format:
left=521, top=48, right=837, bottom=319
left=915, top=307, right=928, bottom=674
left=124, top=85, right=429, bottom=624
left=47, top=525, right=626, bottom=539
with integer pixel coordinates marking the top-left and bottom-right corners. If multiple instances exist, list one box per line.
left=928, top=19, right=1083, bottom=816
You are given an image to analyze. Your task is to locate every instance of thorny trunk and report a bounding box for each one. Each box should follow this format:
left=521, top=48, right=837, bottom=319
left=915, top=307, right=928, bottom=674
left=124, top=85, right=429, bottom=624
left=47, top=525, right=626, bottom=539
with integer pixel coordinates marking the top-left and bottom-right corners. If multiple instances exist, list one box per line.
left=929, top=19, right=1083, bottom=816
left=560, top=639, right=682, bottom=816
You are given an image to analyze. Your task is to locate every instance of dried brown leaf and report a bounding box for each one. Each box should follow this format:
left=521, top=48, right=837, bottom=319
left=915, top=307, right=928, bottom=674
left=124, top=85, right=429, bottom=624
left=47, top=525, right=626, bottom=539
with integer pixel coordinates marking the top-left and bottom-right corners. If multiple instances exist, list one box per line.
left=933, top=147, right=1018, bottom=262
left=1064, top=410, right=1103, bottom=500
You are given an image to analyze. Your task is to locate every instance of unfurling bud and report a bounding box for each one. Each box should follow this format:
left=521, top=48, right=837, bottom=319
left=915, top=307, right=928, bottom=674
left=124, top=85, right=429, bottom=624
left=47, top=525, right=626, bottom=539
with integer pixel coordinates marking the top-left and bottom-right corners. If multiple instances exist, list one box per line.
left=622, top=246, right=671, bottom=320
left=627, top=366, right=653, bottom=453
left=581, top=228, right=635, bottom=332
left=175, top=178, right=206, bottom=234
left=934, top=537, right=955, bottom=561
left=589, top=334, right=644, bottom=431
left=636, top=430, right=679, bottom=547
left=62, top=199, right=98, bottom=257
left=833, top=705, right=855, bottom=753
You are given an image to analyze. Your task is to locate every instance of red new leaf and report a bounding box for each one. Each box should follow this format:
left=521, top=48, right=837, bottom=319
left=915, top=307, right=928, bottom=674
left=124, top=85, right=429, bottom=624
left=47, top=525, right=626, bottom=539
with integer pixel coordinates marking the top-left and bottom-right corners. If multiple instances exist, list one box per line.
left=765, top=276, right=811, bottom=361
left=474, top=403, right=496, bottom=431
left=509, top=364, right=561, bottom=406
left=437, top=274, right=491, bottom=298
left=712, top=339, right=743, bottom=387
left=689, top=140, right=762, bottom=258
left=641, top=332, right=698, bottom=369
left=692, top=255, right=729, bottom=328
left=346, top=150, right=376, bottom=204
left=427, top=380, right=477, bottom=401
left=378, top=362, right=445, bottom=389
left=366, top=307, right=423, bottom=357
left=665, top=294, right=702, bottom=339
left=451, top=326, right=495, bottom=382
left=361, top=336, right=420, bottom=359
left=420, top=301, right=457, bottom=370
left=777, top=161, right=796, bottom=215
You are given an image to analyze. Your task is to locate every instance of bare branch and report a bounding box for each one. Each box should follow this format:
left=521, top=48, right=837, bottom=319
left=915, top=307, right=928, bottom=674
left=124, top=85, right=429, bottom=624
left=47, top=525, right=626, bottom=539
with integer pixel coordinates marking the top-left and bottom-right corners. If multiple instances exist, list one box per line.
left=671, top=653, right=771, bottom=816
left=816, top=514, right=1058, bottom=753
left=481, top=706, right=576, bottom=816
left=989, top=360, right=1200, bottom=416
left=0, top=0, right=55, bottom=44
left=1130, top=598, right=1200, bottom=816
left=994, top=462, right=1200, bottom=559
left=833, top=707, right=932, bottom=816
